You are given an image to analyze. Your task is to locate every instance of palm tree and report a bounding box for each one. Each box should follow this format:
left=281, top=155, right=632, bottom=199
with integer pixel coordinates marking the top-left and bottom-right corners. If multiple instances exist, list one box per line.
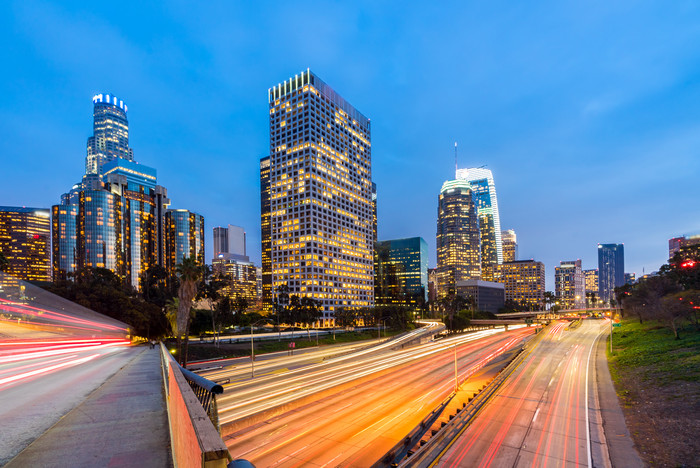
left=0, top=252, right=8, bottom=273
left=176, top=255, right=203, bottom=366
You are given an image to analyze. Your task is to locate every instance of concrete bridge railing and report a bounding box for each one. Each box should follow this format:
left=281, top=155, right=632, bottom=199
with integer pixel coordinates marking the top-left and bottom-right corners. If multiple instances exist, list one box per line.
left=160, top=344, right=232, bottom=468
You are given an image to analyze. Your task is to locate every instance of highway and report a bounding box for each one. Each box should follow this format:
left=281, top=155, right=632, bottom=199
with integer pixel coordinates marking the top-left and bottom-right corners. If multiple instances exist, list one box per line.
left=434, top=319, right=608, bottom=468
left=0, top=336, right=135, bottom=464
left=218, top=326, right=535, bottom=467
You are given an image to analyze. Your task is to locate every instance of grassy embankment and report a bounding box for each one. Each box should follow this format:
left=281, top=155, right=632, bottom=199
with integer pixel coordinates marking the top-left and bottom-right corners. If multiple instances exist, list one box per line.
left=184, top=328, right=404, bottom=361
left=607, top=319, right=700, bottom=466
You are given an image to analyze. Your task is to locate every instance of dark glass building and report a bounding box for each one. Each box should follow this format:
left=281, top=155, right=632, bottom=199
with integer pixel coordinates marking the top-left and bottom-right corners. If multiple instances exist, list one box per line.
left=0, top=207, right=51, bottom=282
left=259, top=156, right=272, bottom=312
left=455, top=279, right=505, bottom=314
left=165, top=209, right=205, bottom=275
left=374, top=237, right=428, bottom=306
left=598, top=243, right=625, bottom=304
left=436, top=179, right=481, bottom=297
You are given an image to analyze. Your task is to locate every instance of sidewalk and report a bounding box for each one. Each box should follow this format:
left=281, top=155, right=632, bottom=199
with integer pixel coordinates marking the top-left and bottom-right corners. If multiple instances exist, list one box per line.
left=595, top=333, right=645, bottom=468
left=6, top=346, right=173, bottom=468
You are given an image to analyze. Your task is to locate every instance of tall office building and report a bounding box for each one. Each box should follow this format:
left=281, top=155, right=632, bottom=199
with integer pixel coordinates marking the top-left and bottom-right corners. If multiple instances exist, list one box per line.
left=86, top=94, right=133, bottom=176
left=492, top=260, right=545, bottom=309
left=165, top=209, right=205, bottom=275
left=584, top=269, right=599, bottom=295
left=263, top=70, right=374, bottom=324
left=374, top=237, right=428, bottom=306
left=53, top=93, right=199, bottom=289
left=555, top=260, right=585, bottom=309
left=501, top=229, right=517, bottom=263
left=436, top=179, right=481, bottom=297
left=260, top=156, right=272, bottom=312
left=213, top=225, right=247, bottom=260
left=372, top=182, right=378, bottom=244
left=598, top=243, right=624, bottom=304
left=456, top=168, right=503, bottom=278
left=0, top=207, right=51, bottom=282
left=212, top=256, right=257, bottom=306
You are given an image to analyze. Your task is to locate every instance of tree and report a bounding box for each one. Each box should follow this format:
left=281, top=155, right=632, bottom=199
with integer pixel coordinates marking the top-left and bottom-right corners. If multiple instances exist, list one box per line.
left=232, top=295, right=249, bottom=324
left=543, top=291, right=556, bottom=311
left=0, top=252, right=8, bottom=272
left=175, top=255, right=203, bottom=366
left=273, top=284, right=290, bottom=330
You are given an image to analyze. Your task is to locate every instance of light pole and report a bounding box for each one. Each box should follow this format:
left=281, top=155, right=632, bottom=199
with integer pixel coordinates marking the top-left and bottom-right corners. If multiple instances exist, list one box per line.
left=250, top=319, right=269, bottom=378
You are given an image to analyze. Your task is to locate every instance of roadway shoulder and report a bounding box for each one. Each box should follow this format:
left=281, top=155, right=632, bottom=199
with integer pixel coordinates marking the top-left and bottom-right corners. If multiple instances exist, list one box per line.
left=595, top=333, right=645, bottom=468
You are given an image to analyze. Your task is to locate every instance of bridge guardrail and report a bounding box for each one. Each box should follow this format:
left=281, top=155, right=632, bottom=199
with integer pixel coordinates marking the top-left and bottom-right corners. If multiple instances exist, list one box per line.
left=160, top=343, right=231, bottom=468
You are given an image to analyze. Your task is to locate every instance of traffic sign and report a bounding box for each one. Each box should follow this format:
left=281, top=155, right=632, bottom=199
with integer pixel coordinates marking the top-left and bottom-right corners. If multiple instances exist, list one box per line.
left=612, top=323, right=621, bottom=327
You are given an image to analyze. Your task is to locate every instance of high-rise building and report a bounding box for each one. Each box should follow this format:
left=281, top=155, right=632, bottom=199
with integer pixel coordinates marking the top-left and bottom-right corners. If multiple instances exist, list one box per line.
left=53, top=94, right=200, bottom=289
left=669, top=234, right=700, bottom=259
left=264, top=70, right=374, bottom=325
left=598, top=243, right=625, bottom=304
left=428, top=268, right=437, bottom=303
left=456, top=168, right=503, bottom=277
left=213, top=225, right=247, bottom=261
left=492, top=260, right=545, bottom=309
left=555, top=260, right=585, bottom=309
left=260, top=156, right=272, bottom=312
left=86, top=93, right=133, bottom=176
left=212, top=257, right=257, bottom=306
left=501, top=229, right=517, bottom=263
left=374, top=237, right=428, bottom=306
left=0, top=207, right=51, bottom=282
left=165, top=209, right=205, bottom=275
left=436, top=179, right=481, bottom=297
left=584, top=269, right=599, bottom=295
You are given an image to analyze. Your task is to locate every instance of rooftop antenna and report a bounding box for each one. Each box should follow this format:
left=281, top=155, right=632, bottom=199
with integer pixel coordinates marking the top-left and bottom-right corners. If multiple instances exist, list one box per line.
left=454, top=142, right=458, bottom=175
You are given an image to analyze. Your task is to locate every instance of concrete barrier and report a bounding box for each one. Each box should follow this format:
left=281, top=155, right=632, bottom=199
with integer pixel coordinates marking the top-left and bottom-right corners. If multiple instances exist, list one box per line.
left=160, top=344, right=231, bottom=468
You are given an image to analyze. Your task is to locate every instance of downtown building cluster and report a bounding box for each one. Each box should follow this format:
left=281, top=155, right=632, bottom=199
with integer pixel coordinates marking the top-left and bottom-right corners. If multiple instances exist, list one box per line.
left=51, top=93, right=205, bottom=289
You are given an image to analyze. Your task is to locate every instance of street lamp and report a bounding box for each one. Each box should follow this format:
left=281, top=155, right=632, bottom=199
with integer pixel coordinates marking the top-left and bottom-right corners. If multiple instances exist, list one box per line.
left=250, top=319, right=270, bottom=378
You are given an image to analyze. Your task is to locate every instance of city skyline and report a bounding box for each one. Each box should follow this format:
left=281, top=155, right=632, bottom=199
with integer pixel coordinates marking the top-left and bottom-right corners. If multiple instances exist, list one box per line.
left=2, top=2, right=699, bottom=290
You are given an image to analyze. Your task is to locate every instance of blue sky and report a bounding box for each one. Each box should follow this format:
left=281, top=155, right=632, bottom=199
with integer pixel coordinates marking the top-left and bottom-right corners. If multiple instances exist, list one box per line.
left=2, top=1, right=699, bottom=289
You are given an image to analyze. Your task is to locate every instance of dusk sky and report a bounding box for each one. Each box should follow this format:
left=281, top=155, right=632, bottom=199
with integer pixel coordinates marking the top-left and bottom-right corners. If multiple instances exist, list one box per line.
left=2, top=1, right=699, bottom=289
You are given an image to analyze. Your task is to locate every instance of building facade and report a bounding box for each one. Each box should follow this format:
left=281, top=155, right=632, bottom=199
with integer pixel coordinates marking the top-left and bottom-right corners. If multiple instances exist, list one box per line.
left=213, top=224, right=247, bottom=260
left=456, top=168, right=503, bottom=278
left=260, top=156, right=272, bottom=311
left=455, top=279, right=505, bottom=314
left=492, top=260, right=545, bottom=309
left=0, top=207, right=51, bottom=282
left=598, top=243, right=625, bottom=304
left=374, top=237, right=428, bottom=307
left=436, top=179, right=481, bottom=297
left=86, top=93, right=133, bottom=176
left=625, top=273, right=636, bottom=285
left=165, top=209, right=205, bottom=275
left=555, top=260, right=585, bottom=309
left=212, top=257, right=257, bottom=306
left=501, top=229, right=517, bottom=263
left=669, top=234, right=700, bottom=260
left=584, top=269, right=598, bottom=295
left=263, top=70, right=374, bottom=325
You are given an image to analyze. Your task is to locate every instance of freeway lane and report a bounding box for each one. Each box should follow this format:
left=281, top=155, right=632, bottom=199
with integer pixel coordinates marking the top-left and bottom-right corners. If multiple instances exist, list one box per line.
left=0, top=337, right=136, bottom=464
left=435, top=320, right=608, bottom=468
left=223, top=327, right=535, bottom=467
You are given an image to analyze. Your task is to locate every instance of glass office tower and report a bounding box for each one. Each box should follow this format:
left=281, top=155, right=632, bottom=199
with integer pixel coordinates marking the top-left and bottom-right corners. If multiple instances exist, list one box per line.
left=86, top=93, right=133, bottom=176
left=166, top=209, right=205, bottom=275
left=374, top=237, right=428, bottom=306
left=436, top=179, right=481, bottom=297
left=264, top=70, right=374, bottom=325
left=0, top=207, right=51, bottom=282
left=259, top=156, right=272, bottom=312
left=456, top=168, right=503, bottom=277
left=598, top=243, right=624, bottom=304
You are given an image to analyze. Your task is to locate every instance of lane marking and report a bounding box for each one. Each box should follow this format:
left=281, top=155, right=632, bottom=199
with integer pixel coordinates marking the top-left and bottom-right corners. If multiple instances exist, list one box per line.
left=532, top=407, right=540, bottom=422
left=585, top=325, right=604, bottom=468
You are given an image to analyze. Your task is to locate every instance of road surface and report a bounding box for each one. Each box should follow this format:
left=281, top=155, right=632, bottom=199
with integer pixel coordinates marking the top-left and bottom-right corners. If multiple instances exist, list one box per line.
left=221, top=326, right=535, bottom=467
left=0, top=337, right=136, bottom=464
left=435, top=319, right=609, bottom=468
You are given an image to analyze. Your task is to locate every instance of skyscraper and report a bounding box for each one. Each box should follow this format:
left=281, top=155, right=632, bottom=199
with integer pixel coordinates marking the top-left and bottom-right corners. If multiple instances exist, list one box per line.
left=555, top=260, right=585, bottom=309
left=584, top=269, right=599, bottom=296
left=86, top=94, right=133, bottom=176
left=374, top=237, right=428, bottom=306
left=501, top=229, right=517, bottom=263
left=598, top=243, right=625, bottom=304
left=0, top=207, right=51, bottom=282
left=456, top=168, right=503, bottom=277
left=263, top=70, right=374, bottom=324
left=260, top=156, right=272, bottom=312
left=165, top=209, right=205, bottom=275
left=436, top=179, right=481, bottom=297
left=213, top=225, right=247, bottom=261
